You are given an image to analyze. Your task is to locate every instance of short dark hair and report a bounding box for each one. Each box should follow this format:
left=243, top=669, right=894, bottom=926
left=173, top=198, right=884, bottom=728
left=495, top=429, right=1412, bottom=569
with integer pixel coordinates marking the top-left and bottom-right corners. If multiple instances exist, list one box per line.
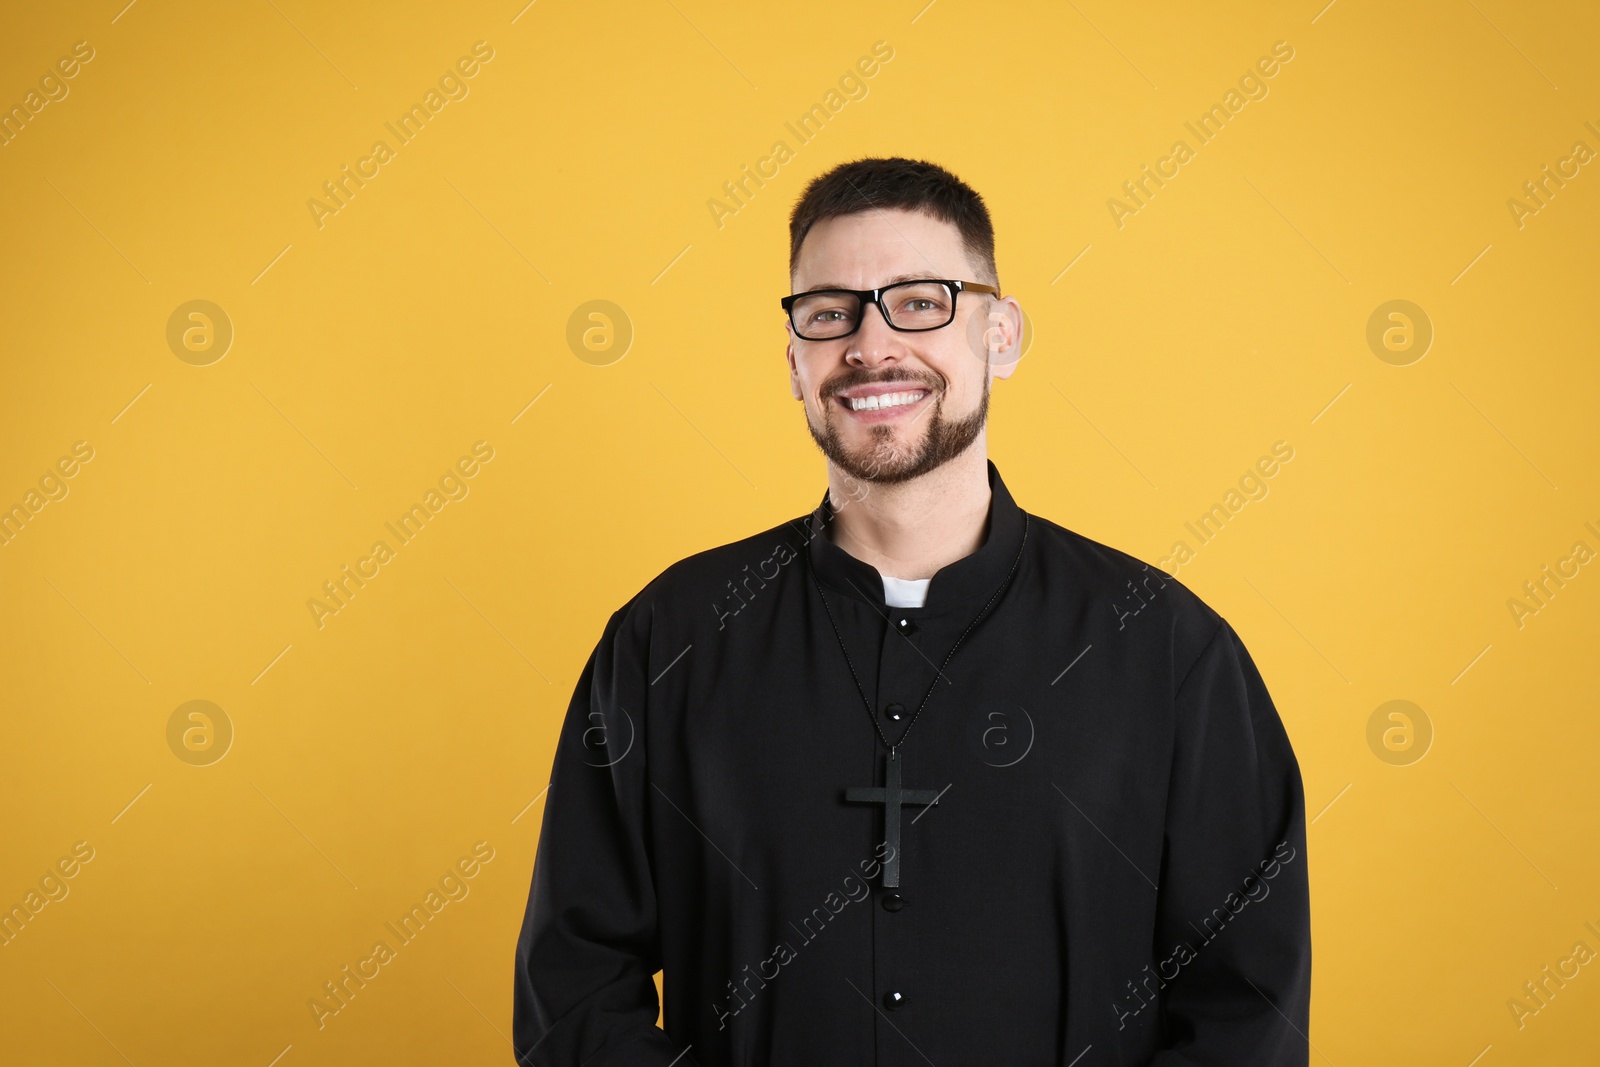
left=787, top=157, right=1000, bottom=291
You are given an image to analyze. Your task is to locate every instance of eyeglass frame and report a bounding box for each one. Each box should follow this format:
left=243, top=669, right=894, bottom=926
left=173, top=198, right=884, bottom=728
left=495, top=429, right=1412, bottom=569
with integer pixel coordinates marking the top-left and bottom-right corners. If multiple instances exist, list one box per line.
left=780, top=278, right=1002, bottom=341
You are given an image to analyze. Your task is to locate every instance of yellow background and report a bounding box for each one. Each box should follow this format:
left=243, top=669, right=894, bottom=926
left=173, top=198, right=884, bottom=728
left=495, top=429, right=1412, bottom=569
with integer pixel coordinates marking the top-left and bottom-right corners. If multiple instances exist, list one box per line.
left=2, top=0, right=1597, bottom=1063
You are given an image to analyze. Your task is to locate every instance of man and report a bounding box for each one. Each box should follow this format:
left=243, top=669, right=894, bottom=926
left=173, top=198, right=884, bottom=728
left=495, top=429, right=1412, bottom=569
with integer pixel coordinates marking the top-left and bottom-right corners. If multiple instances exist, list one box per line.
left=513, top=157, right=1310, bottom=1065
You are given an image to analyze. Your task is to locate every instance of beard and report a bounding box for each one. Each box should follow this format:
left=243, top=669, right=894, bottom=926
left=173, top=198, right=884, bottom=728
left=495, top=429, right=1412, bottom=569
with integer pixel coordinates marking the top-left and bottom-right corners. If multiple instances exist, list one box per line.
left=805, top=370, right=990, bottom=486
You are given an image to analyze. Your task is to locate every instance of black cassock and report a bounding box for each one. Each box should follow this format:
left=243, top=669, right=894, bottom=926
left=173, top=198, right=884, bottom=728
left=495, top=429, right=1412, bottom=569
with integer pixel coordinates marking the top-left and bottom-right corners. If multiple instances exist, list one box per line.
left=513, top=461, right=1310, bottom=1066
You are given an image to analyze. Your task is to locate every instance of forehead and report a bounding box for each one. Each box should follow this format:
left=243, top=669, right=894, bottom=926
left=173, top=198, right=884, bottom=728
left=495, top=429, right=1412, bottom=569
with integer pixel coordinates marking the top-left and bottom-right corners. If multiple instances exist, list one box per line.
left=792, top=208, right=973, bottom=291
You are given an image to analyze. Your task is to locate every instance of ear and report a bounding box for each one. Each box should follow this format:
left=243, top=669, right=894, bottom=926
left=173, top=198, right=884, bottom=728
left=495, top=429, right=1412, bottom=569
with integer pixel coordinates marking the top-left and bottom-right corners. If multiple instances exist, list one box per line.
left=989, top=297, right=1025, bottom=381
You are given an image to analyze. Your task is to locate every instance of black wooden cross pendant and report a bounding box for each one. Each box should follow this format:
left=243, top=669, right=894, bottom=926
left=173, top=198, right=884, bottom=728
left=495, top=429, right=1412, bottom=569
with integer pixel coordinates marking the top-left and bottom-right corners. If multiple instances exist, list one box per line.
left=844, top=749, right=941, bottom=888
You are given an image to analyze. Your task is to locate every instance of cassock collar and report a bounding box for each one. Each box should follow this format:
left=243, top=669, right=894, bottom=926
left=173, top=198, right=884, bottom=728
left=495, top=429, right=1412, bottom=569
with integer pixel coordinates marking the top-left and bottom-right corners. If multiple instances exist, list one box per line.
left=803, top=459, right=1027, bottom=617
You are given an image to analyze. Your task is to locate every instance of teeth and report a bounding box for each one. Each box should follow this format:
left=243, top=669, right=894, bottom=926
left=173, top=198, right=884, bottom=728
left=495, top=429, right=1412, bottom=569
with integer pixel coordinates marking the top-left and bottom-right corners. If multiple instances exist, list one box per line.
left=845, top=390, right=926, bottom=412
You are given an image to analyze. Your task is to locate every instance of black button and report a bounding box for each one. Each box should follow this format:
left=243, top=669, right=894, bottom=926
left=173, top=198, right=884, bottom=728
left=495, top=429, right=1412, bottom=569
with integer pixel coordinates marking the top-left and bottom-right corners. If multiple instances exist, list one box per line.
left=883, top=990, right=906, bottom=1010
left=895, top=617, right=918, bottom=635
left=883, top=703, right=905, bottom=721
left=881, top=892, right=905, bottom=912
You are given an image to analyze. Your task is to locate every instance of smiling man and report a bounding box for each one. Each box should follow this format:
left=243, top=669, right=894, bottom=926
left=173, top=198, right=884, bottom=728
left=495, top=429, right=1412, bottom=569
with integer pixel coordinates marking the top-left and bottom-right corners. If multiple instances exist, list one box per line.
left=513, top=157, right=1311, bottom=1066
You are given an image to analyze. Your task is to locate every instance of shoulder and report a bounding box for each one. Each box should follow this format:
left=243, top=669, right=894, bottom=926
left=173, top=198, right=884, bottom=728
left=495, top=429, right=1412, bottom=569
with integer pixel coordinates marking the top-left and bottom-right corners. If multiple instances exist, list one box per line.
left=603, top=513, right=811, bottom=632
left=1024, top=511, right=1225, bottom=678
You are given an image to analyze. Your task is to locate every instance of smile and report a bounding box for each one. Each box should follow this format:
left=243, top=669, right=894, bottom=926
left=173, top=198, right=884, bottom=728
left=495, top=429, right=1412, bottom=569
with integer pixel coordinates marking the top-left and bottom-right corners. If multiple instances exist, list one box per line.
left=838, top=390, right=929, bottom=412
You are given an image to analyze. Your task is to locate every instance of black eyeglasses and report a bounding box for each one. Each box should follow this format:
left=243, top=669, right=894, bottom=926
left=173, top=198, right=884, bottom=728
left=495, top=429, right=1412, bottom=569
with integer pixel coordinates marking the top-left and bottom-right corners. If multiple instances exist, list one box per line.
left=781, top=279, right=1000, bottom=341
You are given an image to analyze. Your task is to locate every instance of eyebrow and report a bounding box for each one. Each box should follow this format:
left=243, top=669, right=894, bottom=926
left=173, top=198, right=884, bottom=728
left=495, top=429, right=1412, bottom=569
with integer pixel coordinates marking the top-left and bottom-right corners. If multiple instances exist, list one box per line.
left=798, top=273, right=942, bottom=294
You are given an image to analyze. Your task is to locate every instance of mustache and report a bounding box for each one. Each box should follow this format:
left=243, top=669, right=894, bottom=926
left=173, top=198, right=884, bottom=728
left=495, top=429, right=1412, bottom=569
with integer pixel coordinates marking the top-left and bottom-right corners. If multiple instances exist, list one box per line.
left=825, top=370, right=942, bottom=396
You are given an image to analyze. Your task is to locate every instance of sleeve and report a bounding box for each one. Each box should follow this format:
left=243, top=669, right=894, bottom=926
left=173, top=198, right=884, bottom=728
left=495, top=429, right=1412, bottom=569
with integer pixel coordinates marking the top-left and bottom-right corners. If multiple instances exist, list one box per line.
left=512, top=603, right=700, bottom=1067
left=1148, top=619, right=1312, bottom=1066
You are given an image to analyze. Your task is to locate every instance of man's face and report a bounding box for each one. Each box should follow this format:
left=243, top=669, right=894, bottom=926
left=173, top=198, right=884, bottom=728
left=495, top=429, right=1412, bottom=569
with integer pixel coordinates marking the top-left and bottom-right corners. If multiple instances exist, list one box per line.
left=785, top=208, right=1020, bottom=486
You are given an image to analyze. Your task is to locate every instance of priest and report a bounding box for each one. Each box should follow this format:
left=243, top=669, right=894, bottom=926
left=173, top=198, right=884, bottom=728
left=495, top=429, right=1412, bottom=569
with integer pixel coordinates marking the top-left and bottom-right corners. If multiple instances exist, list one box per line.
left=512, top=157, right=1311, bottom=1065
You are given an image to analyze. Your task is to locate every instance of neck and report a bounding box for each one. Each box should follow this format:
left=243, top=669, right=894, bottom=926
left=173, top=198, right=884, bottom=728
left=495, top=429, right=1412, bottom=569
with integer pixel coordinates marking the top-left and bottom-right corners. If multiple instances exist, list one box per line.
left=824, top=443, right=992, bottom=580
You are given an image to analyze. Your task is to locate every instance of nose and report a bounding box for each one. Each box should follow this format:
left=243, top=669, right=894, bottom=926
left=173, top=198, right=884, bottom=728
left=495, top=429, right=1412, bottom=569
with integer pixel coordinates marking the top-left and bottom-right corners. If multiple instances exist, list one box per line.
left=845, top=300, right=904, bottom=368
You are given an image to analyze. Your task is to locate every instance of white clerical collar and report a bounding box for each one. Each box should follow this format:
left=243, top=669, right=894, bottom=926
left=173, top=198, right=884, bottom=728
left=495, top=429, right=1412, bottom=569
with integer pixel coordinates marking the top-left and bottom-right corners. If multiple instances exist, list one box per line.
left=881, top=574, right=931, bottom=609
